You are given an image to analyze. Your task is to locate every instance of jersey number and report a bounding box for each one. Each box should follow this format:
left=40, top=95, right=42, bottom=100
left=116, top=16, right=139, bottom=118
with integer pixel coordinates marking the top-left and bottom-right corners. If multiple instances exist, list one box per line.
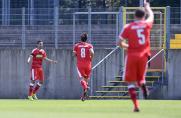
left=80, top=48, right=86, bottom=58
left=136, top=29, right=145, bottom=45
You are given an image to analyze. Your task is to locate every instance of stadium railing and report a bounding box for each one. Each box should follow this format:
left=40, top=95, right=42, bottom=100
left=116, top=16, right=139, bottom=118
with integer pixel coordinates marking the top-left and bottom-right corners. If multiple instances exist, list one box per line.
left=0, top=8, right=120, bottom=49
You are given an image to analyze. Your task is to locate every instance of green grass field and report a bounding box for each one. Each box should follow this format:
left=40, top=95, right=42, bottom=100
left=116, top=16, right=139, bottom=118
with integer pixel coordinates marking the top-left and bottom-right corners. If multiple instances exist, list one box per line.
left=0, top=100, right=180, bottom=118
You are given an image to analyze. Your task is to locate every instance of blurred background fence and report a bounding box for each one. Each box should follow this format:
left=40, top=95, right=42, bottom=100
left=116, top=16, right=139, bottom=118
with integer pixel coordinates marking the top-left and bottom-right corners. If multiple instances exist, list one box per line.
left=170, top=7, right=181, bottom=38
left=0, top=7, right=170, bottom=49
left=0, top=7, right=121, bottom=48
left=0, top=0, right=180, bottom=49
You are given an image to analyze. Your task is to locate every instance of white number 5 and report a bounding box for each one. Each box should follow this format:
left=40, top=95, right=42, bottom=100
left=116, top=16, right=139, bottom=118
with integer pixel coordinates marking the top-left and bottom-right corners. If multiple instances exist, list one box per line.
left=136, top=29, right=145, bottom=45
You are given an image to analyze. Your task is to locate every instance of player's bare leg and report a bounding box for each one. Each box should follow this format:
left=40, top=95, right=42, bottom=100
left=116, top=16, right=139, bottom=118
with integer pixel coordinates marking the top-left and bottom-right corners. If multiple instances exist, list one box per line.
left=80, top=77, right=86, bottom=101
left=83, top=78, right=89, bottom=97
left=84, top=78, right=90, bottom=89
left=128, top=83, right=140, bottom=112
left=141, top=83, right=149, bottom=99
left=80, top=77, right=89, bottom=101
left=32, top=80, right=43, bottom=100
left=28, top=80, right=35, bottom=100
left=137, top=80, right=149, bottom=99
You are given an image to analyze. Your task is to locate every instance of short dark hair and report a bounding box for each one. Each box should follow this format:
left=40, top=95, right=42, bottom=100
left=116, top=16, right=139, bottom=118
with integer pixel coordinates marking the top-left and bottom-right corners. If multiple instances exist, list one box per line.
left=135, top=8, right=145, bottom=19
left=80, top=33, right=87, bottom=42
left=37, top=40, right=43, bottom=44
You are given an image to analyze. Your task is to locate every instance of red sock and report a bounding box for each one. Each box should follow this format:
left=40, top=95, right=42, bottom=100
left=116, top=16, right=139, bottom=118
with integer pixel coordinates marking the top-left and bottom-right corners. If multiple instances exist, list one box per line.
left=28, top=84, right=34, bottom=96
left=128, top=88, right=139, bottom=109
left=80, top=80, right=88, bottom=90
left=33, top=84, right=41, bottom=94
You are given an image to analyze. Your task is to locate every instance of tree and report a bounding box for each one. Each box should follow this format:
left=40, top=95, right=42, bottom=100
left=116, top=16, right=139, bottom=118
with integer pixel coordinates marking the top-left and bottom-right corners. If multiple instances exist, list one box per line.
left=58, top=0, right=179, bottom=8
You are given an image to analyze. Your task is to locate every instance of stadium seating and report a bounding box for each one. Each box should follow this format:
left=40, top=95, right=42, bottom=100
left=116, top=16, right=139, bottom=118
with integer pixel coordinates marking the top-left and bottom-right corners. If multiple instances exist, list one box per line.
left=170, top=34, right=181, bottom=49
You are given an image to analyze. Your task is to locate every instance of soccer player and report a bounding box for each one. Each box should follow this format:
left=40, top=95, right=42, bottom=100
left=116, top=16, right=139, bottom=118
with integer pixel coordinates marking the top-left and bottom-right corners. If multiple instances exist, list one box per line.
left=73, top=33, right=94, bottom=101
left=27, top=40, right=57, bottom=100
left=117, top=0, right=154, bottom=112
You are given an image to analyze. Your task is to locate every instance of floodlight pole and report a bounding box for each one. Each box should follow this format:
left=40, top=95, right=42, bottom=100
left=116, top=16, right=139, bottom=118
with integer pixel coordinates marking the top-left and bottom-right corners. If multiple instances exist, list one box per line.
left=2, top=0, right=10, bottom=25
left=180, top=0, right=181, bottom=24
left=22, top=7, right=26, bottom=49
left=159, top=12, right=163, bottom=49
left=166, top=6, right=170, bottom=50
left=30, top=0, right=34, bottom=25
left=73, top=14, right=75, bottom=45
left=119, top=6, right=125, bottom=73
left=139, top=0, right=144, bottom=7
left=54, top=6, right=59, bottom=49
left=88, top=7, right=92, bottom=43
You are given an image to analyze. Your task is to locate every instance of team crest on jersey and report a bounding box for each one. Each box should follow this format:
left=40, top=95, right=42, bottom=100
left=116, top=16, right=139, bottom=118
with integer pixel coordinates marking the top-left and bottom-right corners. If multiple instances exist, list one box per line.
left=36, top=54, right=43, bottom=58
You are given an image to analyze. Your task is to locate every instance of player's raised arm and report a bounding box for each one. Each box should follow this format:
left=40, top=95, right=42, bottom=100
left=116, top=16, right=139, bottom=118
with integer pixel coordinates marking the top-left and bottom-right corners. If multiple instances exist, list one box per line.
left=144, top=0, right=154, bottom=23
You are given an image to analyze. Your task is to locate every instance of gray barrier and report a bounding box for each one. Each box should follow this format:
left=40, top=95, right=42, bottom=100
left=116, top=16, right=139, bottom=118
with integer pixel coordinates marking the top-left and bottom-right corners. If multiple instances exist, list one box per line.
left=0, top=48, right=121, bottom=99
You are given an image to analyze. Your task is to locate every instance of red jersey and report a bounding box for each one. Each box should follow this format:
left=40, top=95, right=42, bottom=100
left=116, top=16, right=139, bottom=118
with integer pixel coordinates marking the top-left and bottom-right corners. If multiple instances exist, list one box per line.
left=73, top=42, right=93, bottom=66
left=31, top=48, right=47, bottom=68
left=119, top=20, right=153, bottom=56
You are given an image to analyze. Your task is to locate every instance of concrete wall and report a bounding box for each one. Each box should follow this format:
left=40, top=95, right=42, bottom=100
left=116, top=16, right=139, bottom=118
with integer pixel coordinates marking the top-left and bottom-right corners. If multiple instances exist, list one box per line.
left=1, top=48, right=181, bottom=100
left=148, top=50, right=181, bottom=99
left=166, top=49, right=181, bottom=99
left=0, top=48, right=121, bottom=99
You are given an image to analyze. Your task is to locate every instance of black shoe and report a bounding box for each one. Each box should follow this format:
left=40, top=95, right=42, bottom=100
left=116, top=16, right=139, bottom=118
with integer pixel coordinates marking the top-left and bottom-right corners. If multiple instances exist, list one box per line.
left=81, top=90, right=88, bottom=102
left=81, top=96, right=85, bottom=101
left=84, top=90, right=89, bottom=98
left=133, top=108, right=140, bottom=112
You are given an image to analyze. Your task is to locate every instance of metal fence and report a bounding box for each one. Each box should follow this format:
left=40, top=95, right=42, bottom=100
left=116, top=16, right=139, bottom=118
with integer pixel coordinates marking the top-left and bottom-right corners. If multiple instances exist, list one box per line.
left=0, top=7, right=178, bottom=49
left=170, top=7, right=181, bottom=39
left=0, top=7, right=120, bottom=48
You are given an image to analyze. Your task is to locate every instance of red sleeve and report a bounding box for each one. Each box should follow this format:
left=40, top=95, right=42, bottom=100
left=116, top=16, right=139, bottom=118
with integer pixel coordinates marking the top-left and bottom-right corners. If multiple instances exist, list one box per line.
left=119, top=24, right=129, bottom=40
left=31, top=49, right=36, bottom=56
left=89, top=44, right=93, bottom=49
left=73, top=44, right=78, bottom=55
left=44, top=52, right=47, bottom=58
left=43, top=51, right=47, bottom=58
left=74, top=44, right=78, bottom=52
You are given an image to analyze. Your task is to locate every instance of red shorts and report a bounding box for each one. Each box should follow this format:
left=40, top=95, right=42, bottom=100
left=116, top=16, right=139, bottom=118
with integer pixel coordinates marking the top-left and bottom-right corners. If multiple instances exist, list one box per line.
left=31, top=68, right=44, bottom=81
left=123, top=54, right=148, bottom=86
left=77, top=64, right=91, bottom=79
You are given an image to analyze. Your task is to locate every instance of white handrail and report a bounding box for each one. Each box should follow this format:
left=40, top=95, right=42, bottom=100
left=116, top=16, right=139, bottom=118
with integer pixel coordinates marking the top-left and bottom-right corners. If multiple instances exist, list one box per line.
left=92, top=46, right=119, bottom=70
left=90, top=46, right=119, bottom=96
left=92, top=47, right=164, bottom=70
left=147, top=48, right=164, bottom=64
